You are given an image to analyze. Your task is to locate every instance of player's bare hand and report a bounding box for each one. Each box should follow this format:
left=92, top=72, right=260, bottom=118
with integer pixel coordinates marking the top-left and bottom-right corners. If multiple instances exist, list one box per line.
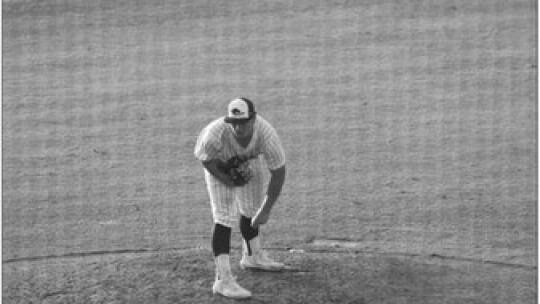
left=251, top=209, right=270, bottom=228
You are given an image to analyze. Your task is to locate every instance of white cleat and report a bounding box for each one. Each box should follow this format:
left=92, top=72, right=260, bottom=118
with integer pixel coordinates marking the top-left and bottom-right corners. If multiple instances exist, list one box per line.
left=212, top=277, right=252, bottom=299
left=240, top=250, right=285, bottom=271
left=213, top=254, right=252, bottom=299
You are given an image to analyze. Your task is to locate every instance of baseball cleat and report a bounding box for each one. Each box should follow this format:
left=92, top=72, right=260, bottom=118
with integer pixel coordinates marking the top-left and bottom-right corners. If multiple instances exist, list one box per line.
left=212, top=278, right=252, bottom=299
left=240, top=250, right=285, bottom=271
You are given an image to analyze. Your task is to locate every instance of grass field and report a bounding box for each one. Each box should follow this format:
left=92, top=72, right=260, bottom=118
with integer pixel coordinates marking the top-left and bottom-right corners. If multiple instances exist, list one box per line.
left=3, top=0, right=537, bottom=303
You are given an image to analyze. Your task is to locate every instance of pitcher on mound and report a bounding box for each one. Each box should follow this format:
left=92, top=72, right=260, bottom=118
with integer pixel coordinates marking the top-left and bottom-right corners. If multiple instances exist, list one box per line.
left=194, top=97, right=287, bottom=299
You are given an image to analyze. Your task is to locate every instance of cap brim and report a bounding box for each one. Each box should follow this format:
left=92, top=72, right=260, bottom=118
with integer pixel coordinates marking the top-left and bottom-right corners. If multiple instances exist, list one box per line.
left=224, top=117, right=250, bottom=124
left=224, top=113, right=256, bottom=124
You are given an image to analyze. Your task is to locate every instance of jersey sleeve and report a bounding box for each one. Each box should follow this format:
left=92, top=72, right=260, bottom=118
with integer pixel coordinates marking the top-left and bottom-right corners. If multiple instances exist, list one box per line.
left=262, top=124, right=286, bottom=171
left=194, top=124, right=222, bottom=162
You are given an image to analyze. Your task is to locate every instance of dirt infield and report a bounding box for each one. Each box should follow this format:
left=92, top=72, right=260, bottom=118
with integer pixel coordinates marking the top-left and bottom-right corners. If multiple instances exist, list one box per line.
left=3, top=0, right=537, bottom=303
left=3, top=248, right=536, bottom=303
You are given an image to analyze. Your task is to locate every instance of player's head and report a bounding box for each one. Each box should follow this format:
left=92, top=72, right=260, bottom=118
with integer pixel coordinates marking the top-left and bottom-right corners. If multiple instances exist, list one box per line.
left=225, top=97, right=256, bottom=139
left=225, top=97, right=256, bottom=123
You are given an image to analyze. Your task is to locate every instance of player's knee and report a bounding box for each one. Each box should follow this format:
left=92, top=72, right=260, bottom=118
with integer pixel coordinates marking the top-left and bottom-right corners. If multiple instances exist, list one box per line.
left=239, top=215, right=259, bottom=241
left=212, top=223, right=232, bottom=256
left=214, top=215, right=236, bottom=229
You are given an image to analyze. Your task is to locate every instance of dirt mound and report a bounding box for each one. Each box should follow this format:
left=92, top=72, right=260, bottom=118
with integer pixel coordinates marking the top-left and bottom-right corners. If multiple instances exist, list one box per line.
left=3, top=248, right=536, bottom=303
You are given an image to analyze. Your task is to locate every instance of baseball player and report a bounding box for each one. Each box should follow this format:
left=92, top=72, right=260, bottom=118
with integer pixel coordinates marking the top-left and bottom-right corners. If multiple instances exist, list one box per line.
left=194, top=97, right=287, bottom=299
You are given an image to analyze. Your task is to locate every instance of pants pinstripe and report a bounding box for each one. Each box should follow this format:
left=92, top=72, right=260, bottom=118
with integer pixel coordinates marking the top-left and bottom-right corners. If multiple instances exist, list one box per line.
left=205, top=157, right=265, bottom=228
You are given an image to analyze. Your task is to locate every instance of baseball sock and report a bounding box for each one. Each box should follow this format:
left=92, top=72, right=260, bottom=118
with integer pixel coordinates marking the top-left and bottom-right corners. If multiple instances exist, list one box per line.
left=212, top=223, right=231, bottom=257
left=240, top=215, right=259, bottom=255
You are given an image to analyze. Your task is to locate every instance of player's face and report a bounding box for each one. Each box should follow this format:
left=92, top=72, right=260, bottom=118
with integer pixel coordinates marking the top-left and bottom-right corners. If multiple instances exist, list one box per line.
left=231, top=118, right=254, bottom=139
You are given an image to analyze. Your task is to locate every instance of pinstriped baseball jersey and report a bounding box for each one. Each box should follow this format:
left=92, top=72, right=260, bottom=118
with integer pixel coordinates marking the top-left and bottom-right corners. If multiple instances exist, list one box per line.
left=194, top=115, right=285, bottom=227
left=194, top=115, right=285, bottom=170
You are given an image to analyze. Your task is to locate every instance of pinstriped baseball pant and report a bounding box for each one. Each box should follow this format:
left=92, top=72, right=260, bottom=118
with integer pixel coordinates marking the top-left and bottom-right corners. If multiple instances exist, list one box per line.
left=204, top=158, right=265, bottom=228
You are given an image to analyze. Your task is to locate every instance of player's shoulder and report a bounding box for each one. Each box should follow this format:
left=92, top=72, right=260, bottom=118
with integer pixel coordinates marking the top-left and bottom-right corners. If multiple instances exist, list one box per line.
left=201, top=117, right=228, bottom=138
left=254, top=115, right=274, bottom=130
left=204, top=117, right=227, bottom=130
left=254, top=115, right=278, bottom=135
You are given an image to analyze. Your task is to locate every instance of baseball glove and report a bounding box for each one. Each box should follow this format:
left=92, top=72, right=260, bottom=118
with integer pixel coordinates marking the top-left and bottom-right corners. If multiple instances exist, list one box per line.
left=224, top=156, right=252, bottom=186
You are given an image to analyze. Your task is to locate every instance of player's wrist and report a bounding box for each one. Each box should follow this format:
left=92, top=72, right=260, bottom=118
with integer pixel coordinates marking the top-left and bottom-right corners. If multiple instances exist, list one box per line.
left=260, top=196, right=274, bottom=212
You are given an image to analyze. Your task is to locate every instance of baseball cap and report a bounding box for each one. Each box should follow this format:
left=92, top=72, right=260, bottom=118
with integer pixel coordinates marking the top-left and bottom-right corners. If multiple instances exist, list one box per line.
left=224, top=97, right=256, bottom=123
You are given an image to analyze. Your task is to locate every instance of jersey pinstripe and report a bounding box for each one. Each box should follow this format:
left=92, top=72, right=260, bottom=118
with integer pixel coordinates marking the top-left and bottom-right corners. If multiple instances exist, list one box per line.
left=194, top=116, right=285, bottom=170
left=194, top=116, right=285, bottom=227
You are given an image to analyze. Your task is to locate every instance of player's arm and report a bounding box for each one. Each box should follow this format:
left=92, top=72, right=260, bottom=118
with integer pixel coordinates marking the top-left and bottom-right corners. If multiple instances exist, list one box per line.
left=252, top=165, right=286, bottom=227
left=202, top=159, right=236, bottom=188
left=264, top=165, right=286, bottom=210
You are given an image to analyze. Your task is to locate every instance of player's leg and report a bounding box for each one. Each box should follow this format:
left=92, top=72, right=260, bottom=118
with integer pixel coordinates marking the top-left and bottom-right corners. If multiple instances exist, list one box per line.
left=206, top=170, right=238, bottom=229
left=236, top=157, right=265, bottom=220
left=205, top=171, right=251, bottom=298
left=236, top=159, right=284, bottom=271
left=212, top=224, right=251, bottom=299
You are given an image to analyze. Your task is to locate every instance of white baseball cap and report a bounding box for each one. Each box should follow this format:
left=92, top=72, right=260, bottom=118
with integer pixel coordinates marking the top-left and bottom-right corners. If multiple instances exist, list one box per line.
left=225, top=97, right=256, bottom=123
